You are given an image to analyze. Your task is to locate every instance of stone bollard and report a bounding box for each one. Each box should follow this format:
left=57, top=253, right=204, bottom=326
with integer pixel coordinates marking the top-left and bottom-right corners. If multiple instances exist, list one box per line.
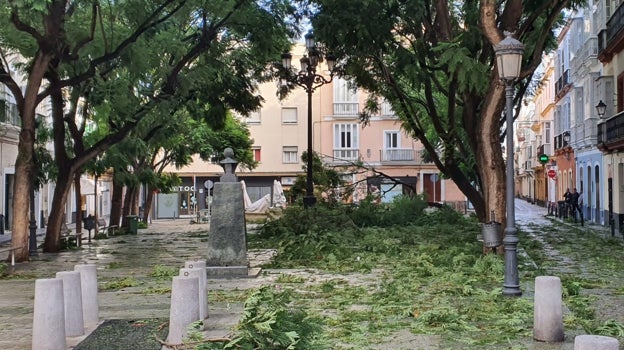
left=166, top=275, right=200, bottom=346
left=75, top=264, right=99, bottom=328
left=184, top=260, right=206, bottom=270
left=56, top=271, right=85, bottom=337
left=574, top=335, right=619, bottom=349
left=32, top=278, right=66, bottom=350
left=533, top=276, right=564, bottom=342
left=180, top=267, right=207, bottom=320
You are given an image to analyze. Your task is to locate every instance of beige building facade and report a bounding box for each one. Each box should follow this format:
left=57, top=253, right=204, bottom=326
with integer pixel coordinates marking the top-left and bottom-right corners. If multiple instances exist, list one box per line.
left=160, top=44, right=466, bottom=219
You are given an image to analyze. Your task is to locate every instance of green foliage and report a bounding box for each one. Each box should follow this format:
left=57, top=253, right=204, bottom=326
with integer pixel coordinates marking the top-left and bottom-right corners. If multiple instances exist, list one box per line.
left=100, top=277, right=140, bottom=291
left=196, top=286, right=327, bottom=350
left=0, top=262, right=6, bottom=277
left=308, top=0, right=584, bottom=221
left=149, top=264, right=178, bottom=280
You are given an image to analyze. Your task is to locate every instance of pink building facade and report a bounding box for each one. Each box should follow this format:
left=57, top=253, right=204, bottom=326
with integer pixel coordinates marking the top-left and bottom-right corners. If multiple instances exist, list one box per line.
left=159, top=45, right=467, bottom=218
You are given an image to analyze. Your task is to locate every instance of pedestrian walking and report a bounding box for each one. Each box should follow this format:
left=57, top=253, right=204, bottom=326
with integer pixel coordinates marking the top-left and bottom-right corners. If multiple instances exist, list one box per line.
left=570, top=188, right=584, bottom=226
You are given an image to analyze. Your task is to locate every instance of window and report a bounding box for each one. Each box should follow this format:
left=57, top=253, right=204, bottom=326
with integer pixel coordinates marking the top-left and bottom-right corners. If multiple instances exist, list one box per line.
left=245, top=110, right=261, bottom=124
left=545, top=122, right=551, bottom=144
left=618, top=73, right=624, bottom=113
left=333, top=123, right=359, bottom=160
left=380, top=100, right=395, bottom=117
left=252, top=147, right=261, bottom=162
left=282, top=146, right=298, bottom=163
left=333, top=78, right=358, bottom=115
left=281, top=107, right=297, bottom=124
left=384, top=131, right=400, bottom=149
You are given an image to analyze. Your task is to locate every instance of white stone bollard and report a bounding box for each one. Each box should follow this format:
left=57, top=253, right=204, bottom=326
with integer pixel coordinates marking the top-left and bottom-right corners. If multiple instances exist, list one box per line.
left=166, top=275, right=200, bottom=345
left=56, top=271, right=85, bottom=337
left=32, top=278, right=66, bottom=350
left=180, top=268, right=208, bottom=320
left=75, top=264, right=99, bottom=328
left=533, top=276, right=564, bottom=342
left=184, top=260, right=206, bottom=270
left=180, top=268, right=207, bottom=320
left=574, top=335, right=620, bottom=350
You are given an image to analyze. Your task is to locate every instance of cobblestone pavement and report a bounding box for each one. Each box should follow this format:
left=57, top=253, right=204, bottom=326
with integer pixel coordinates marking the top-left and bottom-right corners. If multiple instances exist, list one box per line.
left=0, top=220, right=280, bottom=350
left=0, top=204, right=621, bottom=350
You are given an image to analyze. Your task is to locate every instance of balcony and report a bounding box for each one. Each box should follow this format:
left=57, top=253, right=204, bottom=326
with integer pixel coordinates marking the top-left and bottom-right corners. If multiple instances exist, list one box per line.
left=380, top=148, right=415, bottom=162
left=598, top=2, right=624, bottom=63
left=571, top=37, right=598, bottom=74
left=333, top=103, right=359, bottom=117
left=554, top=131, right=570, bottom=151
left=0, top=99, right=21, bottom=126
left=333, top=148, right=360, bottom=162
left=572, top=118, right=598, bottom=148
left=597, top=110, right=624, bottom=152
left=555, top=69, right=571, bottom=100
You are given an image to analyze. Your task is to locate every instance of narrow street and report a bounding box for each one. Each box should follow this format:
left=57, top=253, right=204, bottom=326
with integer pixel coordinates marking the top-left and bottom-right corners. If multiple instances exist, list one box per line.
left=514, top=198, right=624, bottom=330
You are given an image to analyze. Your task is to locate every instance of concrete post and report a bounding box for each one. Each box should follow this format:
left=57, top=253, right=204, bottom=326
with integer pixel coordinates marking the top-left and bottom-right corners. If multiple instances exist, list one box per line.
left=184, top=260, right=206, bottom=270
left=166, top=276, right=200, bottom=345
left=180, top=267, right=207, bottom=320
left=56, top=271, right=85, bottom=337
left=32, top=278, right=66, bottom=350
left=533, top=276, right=563, bottom=342
left=75, top=264, right=99, bottom=328
left=574, top=335, right=619, bottom=349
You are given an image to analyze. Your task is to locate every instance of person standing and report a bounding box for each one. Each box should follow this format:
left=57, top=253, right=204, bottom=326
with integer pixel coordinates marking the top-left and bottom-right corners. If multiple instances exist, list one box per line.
left=563, top=188, right=572, bottom=218
left=570, top=188, right=584, bottom=226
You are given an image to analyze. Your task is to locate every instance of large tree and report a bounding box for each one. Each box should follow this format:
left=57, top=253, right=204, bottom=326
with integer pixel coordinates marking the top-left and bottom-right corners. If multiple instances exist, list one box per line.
left=0, top=0, right=300, bottom=258
left=307, top=0, right=584, bottom=226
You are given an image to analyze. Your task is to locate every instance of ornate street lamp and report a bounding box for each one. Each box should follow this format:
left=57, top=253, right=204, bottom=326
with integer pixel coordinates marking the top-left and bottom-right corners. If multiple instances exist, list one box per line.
left=494, top=31, right=524, bottom=296
left=596, top=100, right=615, bottom=236
left=596, top=100, right=606, bottom=118
left=281, top=32, right=337, bottom=208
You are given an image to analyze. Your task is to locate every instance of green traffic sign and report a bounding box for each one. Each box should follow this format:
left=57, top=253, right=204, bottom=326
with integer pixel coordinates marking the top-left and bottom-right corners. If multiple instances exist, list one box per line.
left=539, top=154, right=549, bottom=164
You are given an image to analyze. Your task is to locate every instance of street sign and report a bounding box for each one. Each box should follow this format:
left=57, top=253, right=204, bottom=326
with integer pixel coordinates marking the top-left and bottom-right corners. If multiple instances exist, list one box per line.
left=430, top=174, right=438, bottom=182
left=547, top=169, right=556, bottom=179
left=539, top=154, right=549, bottom=164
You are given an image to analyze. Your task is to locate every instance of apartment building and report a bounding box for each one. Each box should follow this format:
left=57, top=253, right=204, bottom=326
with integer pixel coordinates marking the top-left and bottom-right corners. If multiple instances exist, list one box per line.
left=516, top=0, right=624, bottom=233
left=597, top=0, right=624, bottom=233
left=553, top=20, right=576, bottom=199
left=569, top=5, right=608, bottom=225
left=159, top=44, right=466, bottom=219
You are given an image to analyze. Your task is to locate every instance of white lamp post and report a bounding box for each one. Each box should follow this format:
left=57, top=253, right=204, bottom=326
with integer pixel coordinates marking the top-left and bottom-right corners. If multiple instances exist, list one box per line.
left=494, top=31, right=524, bottom=297
left=281, top=32, right=337, bottom=208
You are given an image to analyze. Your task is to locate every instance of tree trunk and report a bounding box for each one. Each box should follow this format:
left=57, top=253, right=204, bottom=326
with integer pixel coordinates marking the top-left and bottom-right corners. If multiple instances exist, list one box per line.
left=12, top=136, right=34, bottom=261
left=11, top=52, right=52, bottom=262
left=43, top=170, right=73, bottom=252
left=74, top=173, right=83, bottom=236
left=476, top=80, right=508, bottom=249
left=110, top=180, right=124, bottom=227
left=143, top=186, right=155, bottom=223
left=121, top=186, right=133, bottom=228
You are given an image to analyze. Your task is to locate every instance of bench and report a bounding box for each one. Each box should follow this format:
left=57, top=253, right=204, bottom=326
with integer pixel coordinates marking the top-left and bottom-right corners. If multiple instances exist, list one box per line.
left=97, top=218, right=118, bottom=237
left=59, top=223, right=82, bottom=247
left=0, top=245, right=23, bottom=266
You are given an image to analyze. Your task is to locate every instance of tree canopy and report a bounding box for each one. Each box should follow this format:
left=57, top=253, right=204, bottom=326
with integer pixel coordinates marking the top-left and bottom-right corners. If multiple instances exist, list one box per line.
left=0, top=0, right=302, bottom=257
left=306, top=0, right=585, bottom=223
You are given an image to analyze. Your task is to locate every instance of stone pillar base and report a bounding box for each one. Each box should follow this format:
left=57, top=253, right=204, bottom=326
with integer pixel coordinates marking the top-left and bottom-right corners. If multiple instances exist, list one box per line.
left=206, top=266, right=261, bottom=278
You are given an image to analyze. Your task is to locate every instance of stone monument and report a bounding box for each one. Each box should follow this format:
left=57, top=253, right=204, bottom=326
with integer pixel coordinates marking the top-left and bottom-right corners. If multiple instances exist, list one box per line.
left=206, top=148, right=253, bottom=277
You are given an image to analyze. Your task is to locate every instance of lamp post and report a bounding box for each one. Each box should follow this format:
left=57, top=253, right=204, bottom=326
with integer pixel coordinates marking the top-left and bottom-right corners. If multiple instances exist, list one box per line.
left=494, top=32, right=524, bottom=297
left=596, top=100, right=614, bottom=236
left=281, top=32, right=337, bottom=208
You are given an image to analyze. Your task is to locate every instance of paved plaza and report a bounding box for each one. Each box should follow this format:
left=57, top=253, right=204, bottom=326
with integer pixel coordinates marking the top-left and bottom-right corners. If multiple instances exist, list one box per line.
left=0, top=202, right=621, bottom=349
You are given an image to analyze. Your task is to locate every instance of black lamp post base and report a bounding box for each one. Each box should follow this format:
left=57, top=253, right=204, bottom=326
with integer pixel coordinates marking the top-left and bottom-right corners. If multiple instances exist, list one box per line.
left=303, top=195, right=317, bottom=208
left=29, top=220, right=38, bottom=256
left=502, top=286, right=522, bottom=296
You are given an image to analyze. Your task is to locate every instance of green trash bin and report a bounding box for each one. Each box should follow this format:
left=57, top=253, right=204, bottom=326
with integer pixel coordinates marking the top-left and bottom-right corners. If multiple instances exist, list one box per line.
left=126, top=215, right=138, bottom=234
